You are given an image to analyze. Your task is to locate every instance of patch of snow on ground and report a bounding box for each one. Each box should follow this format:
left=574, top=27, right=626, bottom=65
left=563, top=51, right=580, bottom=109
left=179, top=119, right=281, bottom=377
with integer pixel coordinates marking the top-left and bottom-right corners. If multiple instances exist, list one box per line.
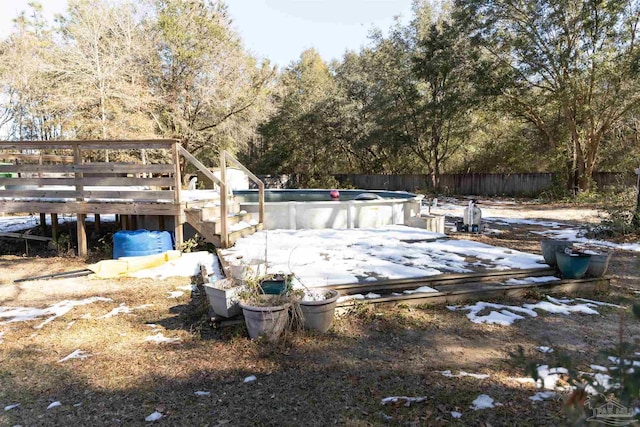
left=504, top=276, right=559, bottom=286
left=337, top=294, right=365, bottom=303
left=0, top=297, right=112, bottom=328
left=166, top=291, right=184, bottom=299
left=221, top=227, right=546, bottom=285
left=99, top=303, right=152, bottom=319
left=58, top=349, right=90, bottom=363
left=381, top=396, right=428, bottom=406
left=403, top=286, right=438, bottom=294
left=439, top=370, right=489, bottom=379
left=194, top=391, right=210, bottom=396
left=4, top=403, right=20, bottom=411
left=145, top=411, right=163, bottom=422
left=0, top=214, right=116, bottom=234
left=244, top=375, right=257, bottom=383
left=536, top=346, right=554, bottom=354
left=532, top=228, right=640, bottom=252
left=145, top=333, right=181, bottom=344
left=456, top=296, right=613, bottom=326
left=47, top=401, right=61, bottom=410
left=451, top=411, right=462, bottom=418
left=130, top=251, right=216, bottom=279
left=536, top=366, right=568, bottom=390
left=470, top=394, right=497, bottom=410
left=530, top=392, right=557, bottom=402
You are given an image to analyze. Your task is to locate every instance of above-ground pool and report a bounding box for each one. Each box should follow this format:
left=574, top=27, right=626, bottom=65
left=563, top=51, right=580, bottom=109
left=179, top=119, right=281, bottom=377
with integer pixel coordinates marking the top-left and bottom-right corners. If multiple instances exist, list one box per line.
left=233, top=189, right=421, bottom=230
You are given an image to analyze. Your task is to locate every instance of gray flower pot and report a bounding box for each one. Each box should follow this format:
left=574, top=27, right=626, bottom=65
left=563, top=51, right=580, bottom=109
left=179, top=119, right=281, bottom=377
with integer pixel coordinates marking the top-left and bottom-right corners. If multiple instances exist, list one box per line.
left=586, top=253, right=612, bottom=278
left=299, top=289, right=340, bottom=333
left=204, top=279, right=242, bottom=318
left=540, top=239, right=573, bottom=267
left=239, top=297, right=291, bottom=341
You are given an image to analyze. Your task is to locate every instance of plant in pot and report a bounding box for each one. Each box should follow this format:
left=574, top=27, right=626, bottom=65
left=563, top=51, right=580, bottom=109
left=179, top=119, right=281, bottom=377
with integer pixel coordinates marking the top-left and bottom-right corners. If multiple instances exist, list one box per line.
left=238, top=273, right=301, bottom=342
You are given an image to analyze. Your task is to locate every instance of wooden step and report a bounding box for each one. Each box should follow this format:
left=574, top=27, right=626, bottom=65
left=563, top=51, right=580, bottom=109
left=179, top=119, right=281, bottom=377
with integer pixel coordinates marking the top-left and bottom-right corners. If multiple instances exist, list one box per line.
left=336, top=276, right=610, bottom=309
left=327, top=267, right=556, bottom=296
left=199, top=211, right=253, bottom=235
left=227, top=223, right=264, bottom=246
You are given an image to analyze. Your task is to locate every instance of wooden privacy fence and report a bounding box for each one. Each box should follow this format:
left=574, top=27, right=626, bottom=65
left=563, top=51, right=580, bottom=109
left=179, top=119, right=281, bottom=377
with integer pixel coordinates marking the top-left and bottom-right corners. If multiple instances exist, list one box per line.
left=257, top=172, right=635, bottom=196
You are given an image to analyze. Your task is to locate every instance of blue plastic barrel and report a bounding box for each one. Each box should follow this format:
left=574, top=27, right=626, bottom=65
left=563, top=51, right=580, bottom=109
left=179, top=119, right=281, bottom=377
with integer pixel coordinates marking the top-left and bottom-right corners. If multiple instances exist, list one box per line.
left=113, top=230, right=174, bottom=259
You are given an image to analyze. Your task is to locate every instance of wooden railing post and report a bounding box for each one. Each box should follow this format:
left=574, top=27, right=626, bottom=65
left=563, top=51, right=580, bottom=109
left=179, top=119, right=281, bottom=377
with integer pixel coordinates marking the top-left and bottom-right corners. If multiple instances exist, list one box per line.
left=219, top=151, right=228, bottom=248
left=221, top=150, right=265, bottom=226
left=172, top=142, right=183, bottom=248
left=72, top=142, right=87, bottom=257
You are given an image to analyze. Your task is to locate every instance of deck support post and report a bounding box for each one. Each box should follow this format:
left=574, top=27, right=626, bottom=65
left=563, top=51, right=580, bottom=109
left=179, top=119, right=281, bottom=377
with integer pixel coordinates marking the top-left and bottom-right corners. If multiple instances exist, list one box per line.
left=51, top=213, right=58, bottom=241
left=174, top=218, right=183, bottom=249
left=77, top=213, right=87, bottom=257
left=94, top=214, right=101, bottom=233
left=39, top=213, right=47, bottom=233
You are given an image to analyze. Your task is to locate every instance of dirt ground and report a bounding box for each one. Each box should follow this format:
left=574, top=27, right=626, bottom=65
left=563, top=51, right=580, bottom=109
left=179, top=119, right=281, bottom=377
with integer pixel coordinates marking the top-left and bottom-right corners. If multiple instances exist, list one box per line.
left=0, top=201, right=639, bottom=426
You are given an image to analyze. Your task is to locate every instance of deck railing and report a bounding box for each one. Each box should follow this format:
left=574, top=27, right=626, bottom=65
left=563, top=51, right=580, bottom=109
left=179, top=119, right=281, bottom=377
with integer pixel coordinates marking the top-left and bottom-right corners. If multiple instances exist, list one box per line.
left=0, top=140, right=180, bottom=204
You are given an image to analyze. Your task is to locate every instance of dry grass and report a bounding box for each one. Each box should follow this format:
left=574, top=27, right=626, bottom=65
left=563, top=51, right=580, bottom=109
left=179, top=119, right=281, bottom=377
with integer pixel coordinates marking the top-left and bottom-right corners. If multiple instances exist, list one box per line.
left=1, top=218, right=639, bottom=425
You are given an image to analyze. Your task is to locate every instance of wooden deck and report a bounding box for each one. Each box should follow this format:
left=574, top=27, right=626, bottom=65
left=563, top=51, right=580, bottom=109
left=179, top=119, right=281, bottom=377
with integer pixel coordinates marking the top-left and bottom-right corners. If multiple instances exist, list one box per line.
left=0, top=140, right=264, bottom=256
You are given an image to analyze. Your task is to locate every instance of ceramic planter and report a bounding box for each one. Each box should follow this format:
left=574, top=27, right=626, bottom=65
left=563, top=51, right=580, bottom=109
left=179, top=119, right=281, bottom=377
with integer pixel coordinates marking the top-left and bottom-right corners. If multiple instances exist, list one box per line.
left=299, top=289, right=340, bottom=333
left=586, top=253, right=612, bottom=278
left=540, top=240, right=574, bottom=266
left=203, top=278, right=242, bottom=318
left=239, top=296, right=291, bottom=341
left=556, top=251, right=591, bottom=279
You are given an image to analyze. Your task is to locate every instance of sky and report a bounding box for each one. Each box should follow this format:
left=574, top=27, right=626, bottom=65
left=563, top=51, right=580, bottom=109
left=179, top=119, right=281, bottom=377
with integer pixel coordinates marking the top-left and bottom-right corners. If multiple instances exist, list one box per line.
left=0, top=0, right=414, bottom=68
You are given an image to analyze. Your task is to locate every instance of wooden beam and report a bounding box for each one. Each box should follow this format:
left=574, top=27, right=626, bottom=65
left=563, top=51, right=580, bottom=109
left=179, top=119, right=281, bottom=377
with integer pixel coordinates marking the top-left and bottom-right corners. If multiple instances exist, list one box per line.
left=94, top=214, right=101, bottom=233
left=77, top=213, right=87, bottom=257
left=0, top=176, right=175, bottom=187
left=0, top=164, right=176, bottom=174
left=0, top=139, right=178, bottom=150
left=0, top=201, right=183, bottom=215
left=0, top=232, right=53, bottom=242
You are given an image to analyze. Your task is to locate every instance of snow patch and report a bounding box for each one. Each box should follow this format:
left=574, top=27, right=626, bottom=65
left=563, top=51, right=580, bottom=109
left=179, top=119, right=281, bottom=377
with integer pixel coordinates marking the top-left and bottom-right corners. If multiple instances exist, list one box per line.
left=244, top=375, right=257, bottom=383
left=0, top=297, right=112, bottom=328
left=145, top=411, right=163, bottom=422
left=145, top=333, right=181, bottom=344
left=439, top=370, right=489, bottom=379
left=47, top=401, right=61, bottom=410
left=58, top=349, right=90, bottom=363
left=166, top=291, right=184, bottom=299
left=470, top=394, right=497, bottom=410
left=381, top=396, right=428, bottom=406
left=530, top=392, right=557, bottom=402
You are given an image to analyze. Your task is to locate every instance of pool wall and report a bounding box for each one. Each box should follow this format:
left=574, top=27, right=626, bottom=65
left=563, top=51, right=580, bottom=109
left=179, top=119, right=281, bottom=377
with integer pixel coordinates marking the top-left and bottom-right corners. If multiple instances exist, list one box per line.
left=240, top=196, right=421, bottom=230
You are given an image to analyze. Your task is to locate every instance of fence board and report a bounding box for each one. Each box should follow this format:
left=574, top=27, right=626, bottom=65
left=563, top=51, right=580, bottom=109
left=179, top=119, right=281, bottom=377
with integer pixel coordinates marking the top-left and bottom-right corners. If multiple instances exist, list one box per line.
left=258, top=172, right=634, bottom=196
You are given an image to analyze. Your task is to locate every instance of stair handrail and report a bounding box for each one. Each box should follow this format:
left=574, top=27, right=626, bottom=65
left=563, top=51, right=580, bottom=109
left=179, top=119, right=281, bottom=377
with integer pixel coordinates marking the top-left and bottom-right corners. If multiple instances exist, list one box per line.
left=177, top=145, right=228, bottom=247
left=221, top=150, right=265, bottom=227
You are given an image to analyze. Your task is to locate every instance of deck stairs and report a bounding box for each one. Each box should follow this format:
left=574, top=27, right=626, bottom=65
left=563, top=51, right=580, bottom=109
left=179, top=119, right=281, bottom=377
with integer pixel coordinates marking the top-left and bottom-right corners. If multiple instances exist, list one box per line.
left=179, top=148, right=265, bottom=249
left=185, top=199, right=263, bottom=248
